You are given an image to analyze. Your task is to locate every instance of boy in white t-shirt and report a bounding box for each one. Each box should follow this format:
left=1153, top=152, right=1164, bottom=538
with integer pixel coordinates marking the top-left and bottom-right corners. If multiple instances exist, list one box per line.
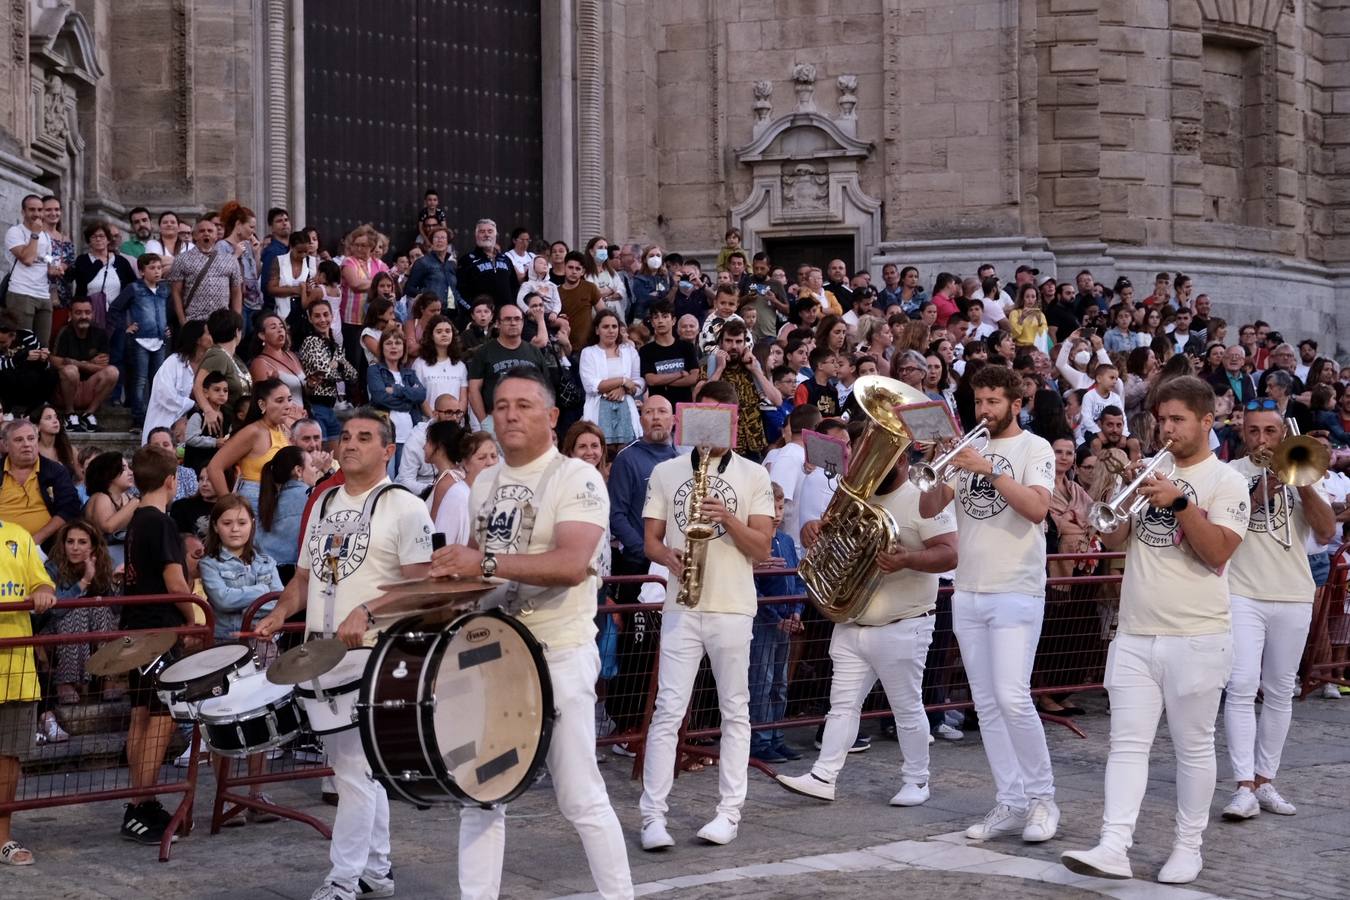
left=639, top=382, right=776, bottom=850
left=1062, top=376, right=1250, bottom=886
left=1080, top=362, right=1128, bottom=440
left=766, top=405, right=823, bottom=554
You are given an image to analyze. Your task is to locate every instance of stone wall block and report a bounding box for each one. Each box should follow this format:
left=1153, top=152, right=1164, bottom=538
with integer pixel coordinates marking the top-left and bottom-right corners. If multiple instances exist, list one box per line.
left=1129, top=184, right=1171, bottom=218
left=953, top=102, right=991, bottom=137
left=1098, top=55, right=1127, bottom=83
left=1171, top=88, right=1203, bottom=121
left=1052, top=14, right=1099, bottom=43
left=1172, top=187, right=1205, bottom=218
left=1100, top=181, right=1129, bottom=212
left=1170, top=31, right=1202, bottom=59
left=726, top=22, right=762, bottom=53
left=1054, top=107, right=1099, bottom=139
left=1172, top=157, right=1203, bottom=186
left=1171, top=0, right=1203, bottom=28
left=1050, top=45, right=1099, bottom=73
left=1099, top=115, right=1135, bottom=147
left=1061, top=142, right=1100, bottom=174
left=1048, top=0, right=1098, bottom=12
left=1100, top=84, right=1146, bottom=116
left=1101, top=149, right=1146, bottom=181
left=1098, top=27, right=1143, bottom=56
left=1056, top=79, right=1100, bottom=106
left=1054, top=176, right=1101, bottom=207
left=1097, top=0, right=1127, bottom=25
left=1131, top=0, right=1170, bottom=30
left=1102, top=213, right=1146, bottom=243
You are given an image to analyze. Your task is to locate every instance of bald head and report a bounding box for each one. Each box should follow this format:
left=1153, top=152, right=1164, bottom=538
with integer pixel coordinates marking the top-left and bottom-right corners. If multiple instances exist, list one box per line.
left=640, top=396, right=674, bottom=444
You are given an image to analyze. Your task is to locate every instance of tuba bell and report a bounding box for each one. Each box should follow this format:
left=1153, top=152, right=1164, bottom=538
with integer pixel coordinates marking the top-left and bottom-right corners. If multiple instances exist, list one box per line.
left=798, top=375, right=930, bottom=623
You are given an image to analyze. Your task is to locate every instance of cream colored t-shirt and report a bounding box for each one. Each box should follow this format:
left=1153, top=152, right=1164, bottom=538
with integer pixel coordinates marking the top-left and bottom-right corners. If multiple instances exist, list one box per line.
left=644, top=451, right=776, bottom=615
left=951, top=430, right=1055, bottom=596
left=856, top=481, right=957, bottom=626
left=469, top=447, right=609, bottom=650
left=1226, top=456, right=1315, bottom=603
left=1119, top=453, right=1250, bottom=636
left=299, top=480, right=435, bottom=640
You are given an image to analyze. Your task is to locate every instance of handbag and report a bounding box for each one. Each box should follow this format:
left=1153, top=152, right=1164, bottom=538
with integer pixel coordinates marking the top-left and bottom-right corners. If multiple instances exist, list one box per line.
left=85, top=261, right=111, bottom=330
left=0, top=255, right=18, bottom=309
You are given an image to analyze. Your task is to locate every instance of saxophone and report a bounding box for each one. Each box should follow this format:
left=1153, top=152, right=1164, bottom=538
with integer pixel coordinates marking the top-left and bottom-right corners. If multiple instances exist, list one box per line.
left=675, top=448, right=716, bottom=608
left=798, top=375, right=930, bottom=623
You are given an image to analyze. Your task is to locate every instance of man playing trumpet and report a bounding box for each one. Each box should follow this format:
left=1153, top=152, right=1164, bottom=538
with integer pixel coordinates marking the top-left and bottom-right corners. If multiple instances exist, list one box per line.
left=1062, top=376, right=1249, bottom=885
left=917, top=365, right=1060, bottom=844
left=639, top=380, right=775, bottom=850
left=1219, top=400, right=1334, bottom=822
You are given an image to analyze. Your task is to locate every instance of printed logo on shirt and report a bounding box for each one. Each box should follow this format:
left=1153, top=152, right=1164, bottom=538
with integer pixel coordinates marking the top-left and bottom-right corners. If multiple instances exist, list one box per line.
left=673, top=475, right=739, bottom=539
left=308, top=511, right=371, bottom=582
left=574, top=480, right=605, bottom=512
left=653, top=358, right=686, bottom=374
left=1133, top=479, right=1199, bottom=548
left=957, top=453, right=1013, bottom=520
left=1244, top=477, right=1285, bottom=535
left=481, top=484, right=536, bottom=552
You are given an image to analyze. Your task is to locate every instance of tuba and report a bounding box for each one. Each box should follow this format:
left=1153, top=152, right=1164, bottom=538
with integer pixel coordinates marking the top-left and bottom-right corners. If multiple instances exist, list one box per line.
left=799, top=376, right=930, bottom=623
left=675, top=447, right=716, bottom=608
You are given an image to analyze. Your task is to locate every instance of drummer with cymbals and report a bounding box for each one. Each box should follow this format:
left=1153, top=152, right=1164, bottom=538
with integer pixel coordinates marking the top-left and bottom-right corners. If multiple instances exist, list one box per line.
left=420, top=365, right=634, bottom=900
left=256, top=408, right=433, bottom=900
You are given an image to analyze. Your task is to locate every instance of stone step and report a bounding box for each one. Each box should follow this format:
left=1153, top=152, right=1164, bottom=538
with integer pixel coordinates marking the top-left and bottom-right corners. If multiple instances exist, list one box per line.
left=55, top=697, right=131, bottom=737
left=25, top=729, right=127, bottom=772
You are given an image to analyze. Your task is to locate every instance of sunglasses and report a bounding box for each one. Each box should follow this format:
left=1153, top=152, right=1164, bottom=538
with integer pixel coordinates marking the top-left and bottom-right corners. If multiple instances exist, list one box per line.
left=1245, top=398, right=1278, bottom=411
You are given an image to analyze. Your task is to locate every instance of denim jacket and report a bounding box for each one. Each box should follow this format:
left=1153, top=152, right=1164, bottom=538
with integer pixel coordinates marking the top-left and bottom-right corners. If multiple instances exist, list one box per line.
left=753, top=531, right=805, bottom=624
left=256, top=480, right=310, bottom=566
left=366, top=363, right=427, bottom=425
left=128, top=280, right=170, bottom=341
left=199, top=548, right=283, bottom=640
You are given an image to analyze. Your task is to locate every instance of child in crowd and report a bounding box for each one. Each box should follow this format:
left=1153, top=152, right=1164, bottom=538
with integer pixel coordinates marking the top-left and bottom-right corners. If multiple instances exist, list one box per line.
left=748, top=483, right=805, bottom=764
left=785, top=338, right=812, bottom=385
left=126, top=252, right=171, bottom=427
left=183, top=371, right=233, bottom=473
left=697, top=284, right=745, bottom=359
left=763, top=365, right=797, bottom=446
left=1079, top=361, right=1127, bottom=440
left=715, top=227, right=743, bottom=272
left=794, top=347, right=841, bottom=417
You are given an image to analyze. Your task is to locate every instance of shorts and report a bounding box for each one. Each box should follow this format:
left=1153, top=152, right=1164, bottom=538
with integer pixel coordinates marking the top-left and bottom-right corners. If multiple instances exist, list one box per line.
left=73, top=375, right=106, bottom=409
left=0, top=701, right=37, bottom=759
left=128, top=651, right=176, bottom=715
left=310, top=402, right=339, bottom=440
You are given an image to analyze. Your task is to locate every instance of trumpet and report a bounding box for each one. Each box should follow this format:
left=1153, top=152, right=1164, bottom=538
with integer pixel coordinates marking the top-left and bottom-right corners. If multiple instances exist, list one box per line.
left=1088, top=440, right=1176, bottom=533
left=1252, top=419, right=1330, bottom=550
left=912, top=418, right=991, bottom=493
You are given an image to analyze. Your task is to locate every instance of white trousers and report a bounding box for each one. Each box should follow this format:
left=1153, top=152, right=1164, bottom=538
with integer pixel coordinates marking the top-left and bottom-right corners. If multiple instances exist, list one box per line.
left=321, top=727, right=391, bottom=891
left=458, top=644, right=632, bottom=900
left=1224, top=595, right=1312, bottom=783
left=814, top=615, right=934, bottom=785
left=952, top=590, right=1055, bottom=808
left=1100, top=632, right=1231, bottom=853
left=639, top=609, right=753, bottom=825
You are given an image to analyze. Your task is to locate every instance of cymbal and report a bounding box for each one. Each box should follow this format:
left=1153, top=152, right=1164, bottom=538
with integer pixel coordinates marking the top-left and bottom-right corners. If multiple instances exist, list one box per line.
left=88, top=632, right=177, bottom=676
left=267, top=638, right=348, bottom=685
left=372, top=577, right=498, bottom=619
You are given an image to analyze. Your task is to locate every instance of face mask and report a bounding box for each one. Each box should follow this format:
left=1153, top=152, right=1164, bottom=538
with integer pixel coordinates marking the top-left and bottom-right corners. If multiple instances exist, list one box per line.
left=594, top=247, right=609, bottom=263
left=647, top=255, right=662, bottom=269
left=679, top=279, right=694, bottom=292
left=1074, top=350, right=1092, bottom=366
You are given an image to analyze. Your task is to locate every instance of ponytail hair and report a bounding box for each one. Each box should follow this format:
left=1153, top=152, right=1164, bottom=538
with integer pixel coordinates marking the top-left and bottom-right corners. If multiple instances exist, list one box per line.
left=257, top=445, right=306, bottom=531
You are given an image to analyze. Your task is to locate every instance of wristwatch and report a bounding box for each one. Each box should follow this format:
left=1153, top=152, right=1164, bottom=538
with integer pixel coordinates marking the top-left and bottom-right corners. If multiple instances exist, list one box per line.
left=29, top=232, right=40, bottom=241
left=480, top=551, right=498, bottom=579
left=1169, top=496, right=1190, bottom=514
left=988, top=460, right=1010, bottom=480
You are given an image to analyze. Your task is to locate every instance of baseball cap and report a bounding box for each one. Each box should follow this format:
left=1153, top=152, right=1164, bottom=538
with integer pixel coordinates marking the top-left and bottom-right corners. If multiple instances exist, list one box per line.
left=1015, top=265, right=1039, bottom=276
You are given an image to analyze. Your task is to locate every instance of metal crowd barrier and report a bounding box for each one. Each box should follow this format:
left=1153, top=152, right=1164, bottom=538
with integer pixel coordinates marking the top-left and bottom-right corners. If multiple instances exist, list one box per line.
left=1301, top=541, right=1349, bottom=697
left=0, top=593, right=215, bottom=862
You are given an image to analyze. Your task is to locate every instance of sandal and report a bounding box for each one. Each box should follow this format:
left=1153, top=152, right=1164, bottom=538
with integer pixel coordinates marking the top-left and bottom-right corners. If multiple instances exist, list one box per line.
left=0, top=840, right=34, bottom=866
left=56, top=683, right=80, bottom=705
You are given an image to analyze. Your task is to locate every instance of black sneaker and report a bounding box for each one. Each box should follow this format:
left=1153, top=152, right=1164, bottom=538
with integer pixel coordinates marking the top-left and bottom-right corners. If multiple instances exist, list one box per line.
left=121, top=801, right=175, bottom=845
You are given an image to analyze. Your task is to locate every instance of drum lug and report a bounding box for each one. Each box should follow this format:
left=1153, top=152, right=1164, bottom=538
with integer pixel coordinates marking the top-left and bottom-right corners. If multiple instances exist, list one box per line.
left=399, top=770, right=421, bottom=781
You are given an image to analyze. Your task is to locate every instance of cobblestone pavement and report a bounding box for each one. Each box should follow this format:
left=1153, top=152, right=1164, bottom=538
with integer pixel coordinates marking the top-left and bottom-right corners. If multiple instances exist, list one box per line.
left=3, top=692, right=1347, bottom=899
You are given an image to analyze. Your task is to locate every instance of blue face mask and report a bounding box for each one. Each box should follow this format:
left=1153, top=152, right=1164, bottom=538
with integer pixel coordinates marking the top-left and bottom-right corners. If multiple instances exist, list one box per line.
left=679, top=279, right=694, bottom=292
left=594, top=247, right=609, bottom=263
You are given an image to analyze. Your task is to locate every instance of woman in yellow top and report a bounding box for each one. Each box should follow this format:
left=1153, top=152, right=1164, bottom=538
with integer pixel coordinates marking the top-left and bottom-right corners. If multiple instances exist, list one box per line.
left=1007, top=282, right=1050, bottom=351
left=204, top=378, right=293, bottom=512
left=0, top=518, right=57, bottom=866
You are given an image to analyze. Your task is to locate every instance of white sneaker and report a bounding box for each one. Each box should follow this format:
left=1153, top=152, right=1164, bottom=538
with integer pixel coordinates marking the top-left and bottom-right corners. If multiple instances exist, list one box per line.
left=927, top=732, right=935, bottom=745
left=1060, top=843, right=1133, bottom=880
left=640, top=819, right=674, bottom=851
left=1221, top=786, right=1260, bottom=821
left=310, top=884, right=356, bottom=900
left=356, top=869, right=395, bottom=898
left=935, top=723, right=964, bottom=741
left=776, top=772, right=836, bottom=802
left=1254, top=782, right=1297, bottom=815
left=1158, top=846, right=1203, bottom=884
left=1320, top=683, right=1341, bottom=699
left=696, top=814, right=738, bottom=845
left=890, top=782, right=929, bottom=806
left=965, top=803, right=1026, bottom=841
left=1022, top=797, right=1060, bottom=842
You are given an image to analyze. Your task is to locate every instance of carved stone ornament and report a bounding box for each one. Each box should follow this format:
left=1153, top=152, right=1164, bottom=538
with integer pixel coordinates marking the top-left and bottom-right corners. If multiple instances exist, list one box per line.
left=836, top=75, right=858, bottom=120
left=752, top=80, right=773, bottom=125
left=781, top=163, right=829, bottom=211
left=40, top=73, right=72, bottom=143
left=792, top=62, right=817, bottom=112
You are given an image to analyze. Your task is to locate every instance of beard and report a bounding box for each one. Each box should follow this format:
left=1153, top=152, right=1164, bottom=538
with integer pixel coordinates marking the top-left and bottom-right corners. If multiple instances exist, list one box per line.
left=989, top=407, right=1016, bottom=437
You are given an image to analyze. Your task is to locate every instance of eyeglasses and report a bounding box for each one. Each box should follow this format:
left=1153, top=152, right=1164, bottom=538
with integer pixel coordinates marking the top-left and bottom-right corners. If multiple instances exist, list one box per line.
left=1245, top=398, right=1278, bottom=412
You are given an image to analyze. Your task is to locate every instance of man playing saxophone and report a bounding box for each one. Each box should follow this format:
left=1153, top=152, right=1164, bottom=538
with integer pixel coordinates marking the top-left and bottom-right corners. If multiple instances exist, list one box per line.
left=917, top=364, right=1060, bottom=844
left=639, top=380, right=775, bottom=851
left=777, top=446, right=957, bottom=806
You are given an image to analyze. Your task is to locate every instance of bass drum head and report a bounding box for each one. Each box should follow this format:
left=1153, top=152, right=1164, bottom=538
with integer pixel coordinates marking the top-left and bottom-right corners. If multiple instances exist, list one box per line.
left=157, top=644, right=252, bottom=690
left=427, top=611, right=553, bottom=806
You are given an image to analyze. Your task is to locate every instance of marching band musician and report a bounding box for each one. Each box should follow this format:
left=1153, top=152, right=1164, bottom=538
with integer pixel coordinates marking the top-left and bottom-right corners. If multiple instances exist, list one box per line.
left=777, top=446, right=957, bottom=805
left=1062, top=376, right=1249, bottom=885
left=916, top=364, right=1061, bottom=844
left=256, top=409, right=434, bottom=900
left=639, top=379, right=776, bottom=850
left=425, top=366, right=633, bottom=900
left=1219, top=402, right=1334, bottom=822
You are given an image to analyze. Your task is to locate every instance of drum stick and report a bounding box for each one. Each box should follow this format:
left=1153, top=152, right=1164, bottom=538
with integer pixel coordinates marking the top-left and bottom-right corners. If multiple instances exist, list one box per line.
left=232, top=631, right=266, bottom=639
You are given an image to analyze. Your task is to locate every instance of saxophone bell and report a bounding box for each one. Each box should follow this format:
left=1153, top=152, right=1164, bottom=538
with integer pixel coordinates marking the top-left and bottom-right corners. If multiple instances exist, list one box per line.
left=675, top=446, right=716, bottom=608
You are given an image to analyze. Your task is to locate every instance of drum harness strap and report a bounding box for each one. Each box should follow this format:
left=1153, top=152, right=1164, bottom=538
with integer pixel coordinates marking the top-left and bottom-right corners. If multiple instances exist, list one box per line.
left=475, top=453, right=570, bottom=621
left=312, top=482, right=410, bottom=638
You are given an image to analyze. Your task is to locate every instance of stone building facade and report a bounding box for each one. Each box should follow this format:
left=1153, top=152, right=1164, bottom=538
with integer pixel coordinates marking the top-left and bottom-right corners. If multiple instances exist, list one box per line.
left=1, top=0, right=1347, bottom=349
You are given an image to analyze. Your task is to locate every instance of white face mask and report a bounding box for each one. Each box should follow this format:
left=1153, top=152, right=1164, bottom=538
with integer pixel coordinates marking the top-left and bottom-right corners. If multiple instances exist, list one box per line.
left=594, top=247, right=609, bottom=263
left=1074, top=350, right=1092, bottom=366
left=647, top=255, right=662, bottom=269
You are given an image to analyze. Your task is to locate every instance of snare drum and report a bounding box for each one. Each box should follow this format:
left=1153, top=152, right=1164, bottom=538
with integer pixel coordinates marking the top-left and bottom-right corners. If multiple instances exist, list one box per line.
left=360, top=610, right=554, bottom=807
left=295, top=648, right=371, bottom=735
left=197, top=673, right=304, bottom=757
left=155, top=644, right=257, bottom=721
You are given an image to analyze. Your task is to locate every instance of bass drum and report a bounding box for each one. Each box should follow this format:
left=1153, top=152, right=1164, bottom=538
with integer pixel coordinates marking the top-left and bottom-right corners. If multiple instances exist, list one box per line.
left=359, top=609, right=554, bottom=807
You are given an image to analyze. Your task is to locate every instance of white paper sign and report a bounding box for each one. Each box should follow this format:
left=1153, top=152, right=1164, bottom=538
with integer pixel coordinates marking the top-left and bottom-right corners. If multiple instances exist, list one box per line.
left=804, top=429, right=848, bottom=478
left=896, top=401, right=960, bottom=446
left=675, top=403, right=737, bottom=450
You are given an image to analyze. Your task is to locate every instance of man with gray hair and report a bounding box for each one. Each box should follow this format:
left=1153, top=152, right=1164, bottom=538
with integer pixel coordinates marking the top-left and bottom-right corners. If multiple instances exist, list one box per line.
left=892, top=350, right=929, bottom=390
left=455, top=217, right=515, bottom=314
left=1258, top=343, right=1305, bottom=397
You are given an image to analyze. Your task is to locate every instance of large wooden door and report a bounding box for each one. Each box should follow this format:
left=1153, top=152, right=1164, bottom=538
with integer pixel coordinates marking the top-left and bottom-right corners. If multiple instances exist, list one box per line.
left=304, top=1, right=543, bottom=256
